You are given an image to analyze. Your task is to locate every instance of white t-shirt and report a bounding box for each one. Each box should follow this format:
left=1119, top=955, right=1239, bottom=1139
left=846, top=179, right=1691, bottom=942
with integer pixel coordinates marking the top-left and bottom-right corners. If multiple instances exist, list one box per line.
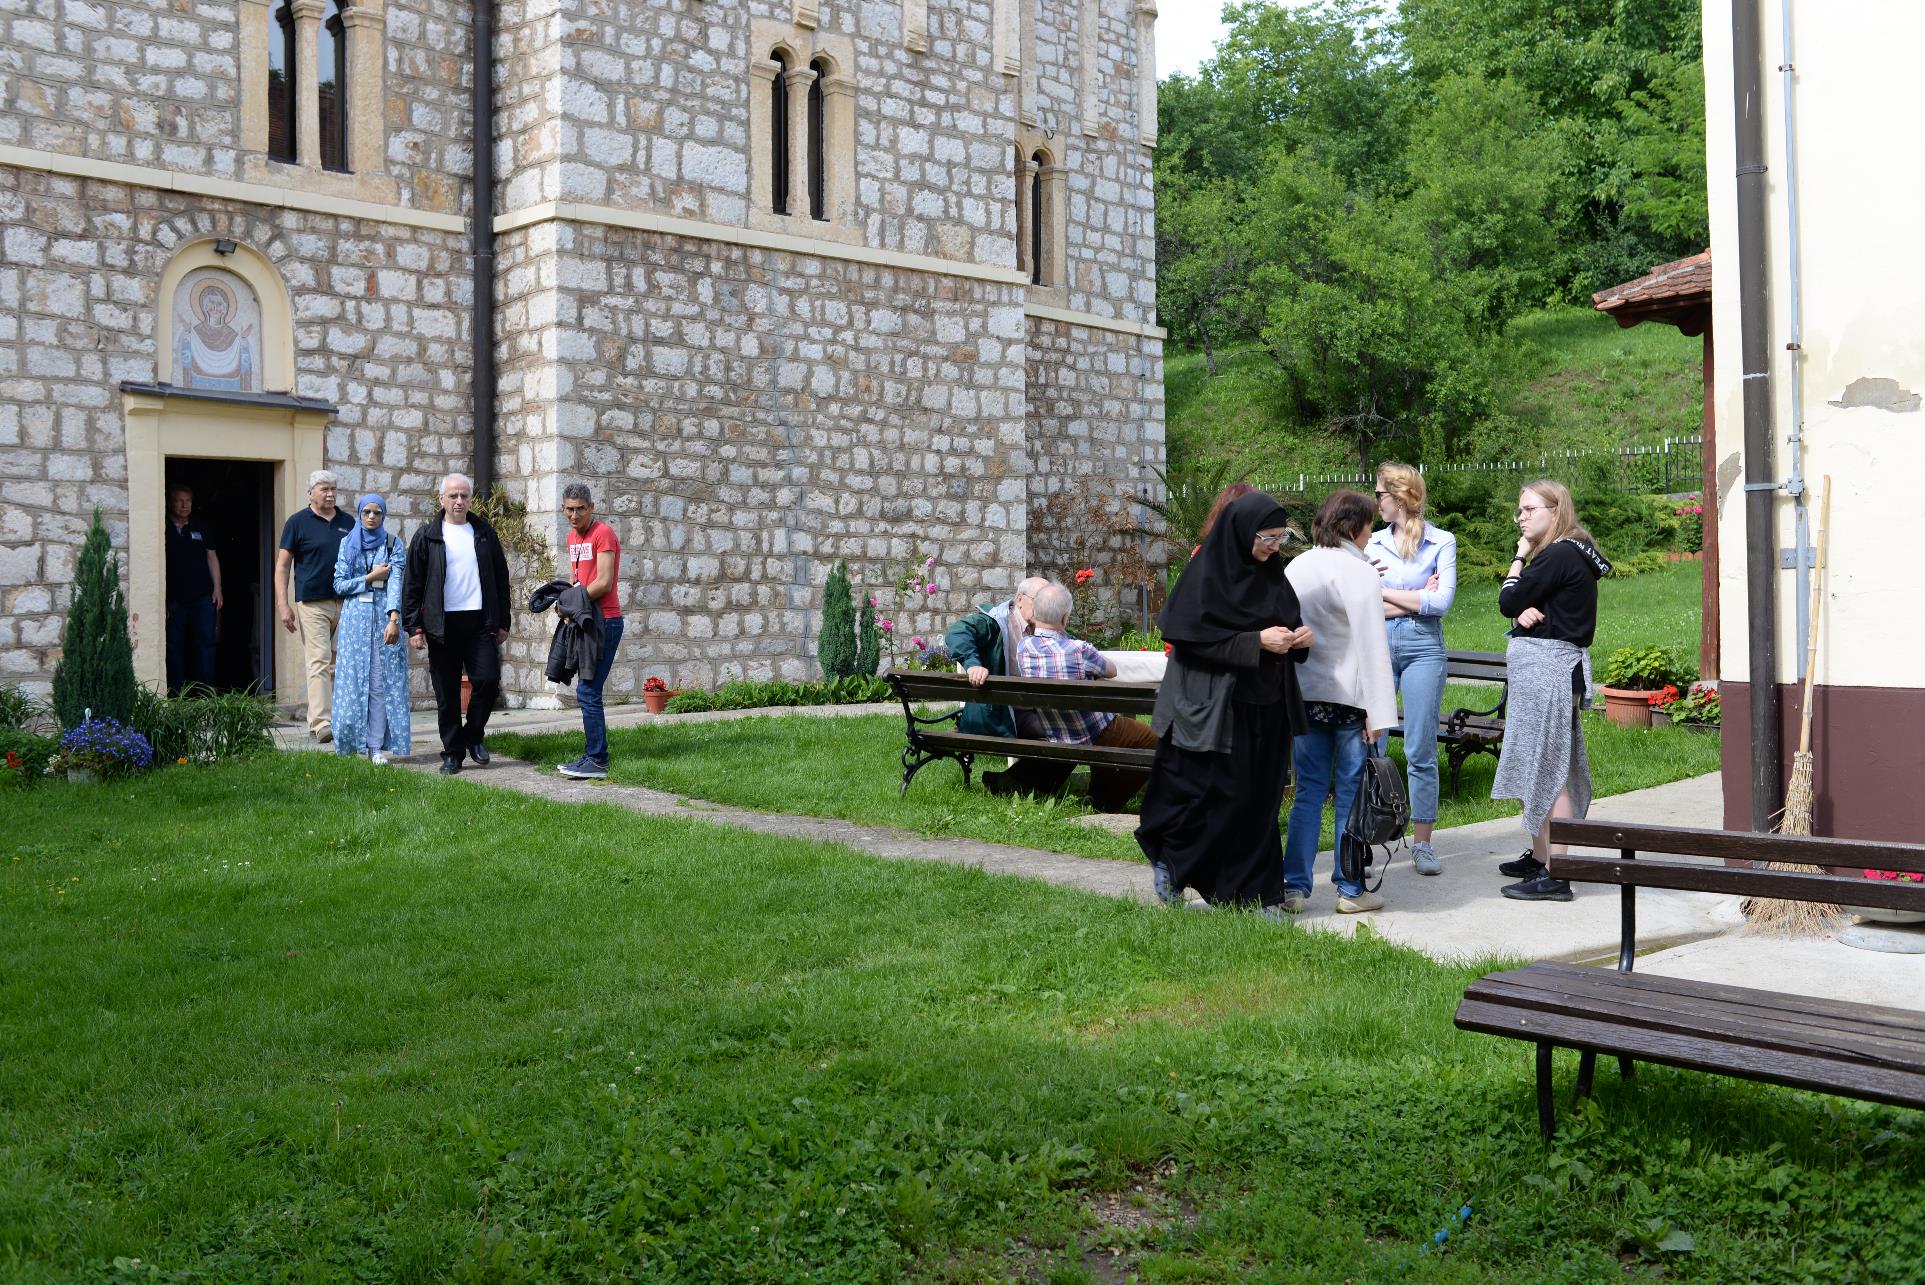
left=441, top=520, right=483, bottom=612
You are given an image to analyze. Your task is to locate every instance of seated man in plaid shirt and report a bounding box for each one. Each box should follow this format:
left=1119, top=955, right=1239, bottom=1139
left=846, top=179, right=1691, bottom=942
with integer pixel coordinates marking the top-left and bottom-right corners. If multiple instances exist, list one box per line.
left=1015, top=581, right=1158, bottom=813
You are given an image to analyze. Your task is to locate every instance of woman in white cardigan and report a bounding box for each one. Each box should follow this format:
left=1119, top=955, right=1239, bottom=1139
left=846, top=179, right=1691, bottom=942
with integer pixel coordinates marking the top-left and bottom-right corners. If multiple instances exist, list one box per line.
left=1282, top=490, right=1400, bottom=913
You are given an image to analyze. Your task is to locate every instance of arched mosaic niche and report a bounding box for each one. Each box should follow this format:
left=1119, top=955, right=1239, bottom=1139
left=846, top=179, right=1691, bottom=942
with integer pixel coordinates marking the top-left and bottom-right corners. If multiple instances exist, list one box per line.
left=171, top=268, right=265, bottom=393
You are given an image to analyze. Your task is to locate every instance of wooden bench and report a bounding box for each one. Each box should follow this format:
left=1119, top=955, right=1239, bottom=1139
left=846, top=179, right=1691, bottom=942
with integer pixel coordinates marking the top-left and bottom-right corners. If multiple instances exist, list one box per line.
left=1386, top=648, right=1508, bottom=796
left=884, top=669, right=1159, bottom=796
left=1455, top=820, right=1925, bottom=1140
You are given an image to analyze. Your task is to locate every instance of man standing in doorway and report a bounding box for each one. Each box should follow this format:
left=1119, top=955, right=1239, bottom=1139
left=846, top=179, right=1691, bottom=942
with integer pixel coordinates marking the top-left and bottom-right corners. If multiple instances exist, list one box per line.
left=557, top=483, right=624, bottom=780
left=165, top=483, right=222, bottom=694
left=275, top=470, right=353, bottom=741
left=404, top=472, right=512, bottom=774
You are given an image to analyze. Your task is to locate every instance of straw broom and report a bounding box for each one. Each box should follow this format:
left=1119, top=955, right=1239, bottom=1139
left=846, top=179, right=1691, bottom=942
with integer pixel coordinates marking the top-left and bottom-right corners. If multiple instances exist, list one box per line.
left=1744, top=476, right=1844, bottom=934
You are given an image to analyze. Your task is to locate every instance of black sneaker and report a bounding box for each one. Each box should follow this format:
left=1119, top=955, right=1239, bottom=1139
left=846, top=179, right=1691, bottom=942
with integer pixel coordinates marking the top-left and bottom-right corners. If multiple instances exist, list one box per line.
left=467, top=741, right=490, bottom=766
left=1498, top=850, right=1545, bottom=879
left=1502, top=874, right=1574, bottom=902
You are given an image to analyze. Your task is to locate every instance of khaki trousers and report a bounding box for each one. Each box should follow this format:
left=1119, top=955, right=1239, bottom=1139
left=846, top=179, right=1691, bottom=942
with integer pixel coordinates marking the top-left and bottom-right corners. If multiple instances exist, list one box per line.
left=295, top=599, right=343, bottom=734
left=1090, top=714, right=1158, bottom=813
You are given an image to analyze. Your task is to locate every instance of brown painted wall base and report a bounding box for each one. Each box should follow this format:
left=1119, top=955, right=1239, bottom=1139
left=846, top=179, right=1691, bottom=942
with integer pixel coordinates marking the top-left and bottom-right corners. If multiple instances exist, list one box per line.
left=1721, top=682, right=1925, bottom=841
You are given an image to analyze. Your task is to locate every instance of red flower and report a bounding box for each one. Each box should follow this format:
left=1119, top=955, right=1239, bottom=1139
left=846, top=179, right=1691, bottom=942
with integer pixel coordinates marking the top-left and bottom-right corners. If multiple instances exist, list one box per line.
left=1647, top=684, right=1679, bottom=709
left=1074, top=568, right=1096, bottom=585
left=642, top=675, right=669, bottom=693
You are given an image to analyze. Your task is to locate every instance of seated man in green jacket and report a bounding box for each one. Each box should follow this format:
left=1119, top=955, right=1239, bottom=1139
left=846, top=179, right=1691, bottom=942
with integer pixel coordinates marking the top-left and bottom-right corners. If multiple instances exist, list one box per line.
left=943, top=576, right=1073, bottom=797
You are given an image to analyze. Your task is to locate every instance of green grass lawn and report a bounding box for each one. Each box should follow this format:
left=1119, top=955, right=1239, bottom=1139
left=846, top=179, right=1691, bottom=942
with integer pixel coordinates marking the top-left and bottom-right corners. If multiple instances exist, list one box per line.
left=493, top=704, right=1718, bottom=864
left=6, top=756, right=1920, bottom=1282
left=1450, top=559, right=1705, bottom=663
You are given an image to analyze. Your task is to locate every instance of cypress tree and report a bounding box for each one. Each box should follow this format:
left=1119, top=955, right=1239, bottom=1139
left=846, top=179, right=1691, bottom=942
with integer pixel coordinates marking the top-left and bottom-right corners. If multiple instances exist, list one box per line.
left=817, top=560, right=857, bottom=680
left=855, top=590, right=880, bottom=676
left=52, top=508, right=138, bottom=729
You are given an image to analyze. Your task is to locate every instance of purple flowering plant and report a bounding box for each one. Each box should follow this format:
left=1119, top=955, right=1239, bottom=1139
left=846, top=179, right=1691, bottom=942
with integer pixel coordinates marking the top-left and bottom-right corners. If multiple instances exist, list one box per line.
left=869, top=550, right=949, bottom=670
left=49, top=715, right=154, bottom=778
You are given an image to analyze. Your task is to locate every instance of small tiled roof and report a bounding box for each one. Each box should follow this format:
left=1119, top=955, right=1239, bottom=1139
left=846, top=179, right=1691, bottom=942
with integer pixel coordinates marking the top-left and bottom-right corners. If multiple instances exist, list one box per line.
left=1592, top=250, right=1712, bottom=333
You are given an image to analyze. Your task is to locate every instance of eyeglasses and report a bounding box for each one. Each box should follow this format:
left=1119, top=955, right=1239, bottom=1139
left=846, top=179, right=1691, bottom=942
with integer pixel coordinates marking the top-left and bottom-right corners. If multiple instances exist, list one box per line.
left=1516, top=505, right=1547, bottom=517
left=360, top=507, right=383, bottom=516
left=1253, top=532, right=1288, bottom=548
left=1374, top=490, right=1390, bottom=499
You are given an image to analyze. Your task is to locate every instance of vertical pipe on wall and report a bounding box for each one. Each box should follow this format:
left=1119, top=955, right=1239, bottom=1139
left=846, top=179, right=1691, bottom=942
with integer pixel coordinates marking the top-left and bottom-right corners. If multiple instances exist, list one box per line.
left=1777, top=0, right=1811, bottom=676
left=1732, top=0, right=1783, bottom=828
left=471, top=0, right=496, bottom=496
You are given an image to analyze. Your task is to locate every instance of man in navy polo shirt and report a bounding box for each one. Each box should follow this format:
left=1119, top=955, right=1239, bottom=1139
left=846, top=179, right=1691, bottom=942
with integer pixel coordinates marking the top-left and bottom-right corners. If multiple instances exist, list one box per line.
left=164, top=483, right=222, bottom=693
left=274, top=470, right=354, bottom=742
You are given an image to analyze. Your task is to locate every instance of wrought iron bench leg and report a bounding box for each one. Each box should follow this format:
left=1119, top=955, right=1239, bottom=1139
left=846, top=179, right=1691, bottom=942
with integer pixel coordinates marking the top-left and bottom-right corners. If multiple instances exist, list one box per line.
left=1536, top=1042, right=1556, bottom=1141
left=1574, top=1050, right=1597, bottom=1106
left=901, top=745, right=937, bottom=797
left=1447, top=744, right=1466, bottom=798
left=958, top=752, right=974, bottom=788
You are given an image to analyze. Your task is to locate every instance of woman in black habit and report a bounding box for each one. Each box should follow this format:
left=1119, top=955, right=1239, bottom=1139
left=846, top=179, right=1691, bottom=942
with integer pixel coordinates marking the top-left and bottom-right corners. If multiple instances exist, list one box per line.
left=1137, top=491, right=1312, bottom=911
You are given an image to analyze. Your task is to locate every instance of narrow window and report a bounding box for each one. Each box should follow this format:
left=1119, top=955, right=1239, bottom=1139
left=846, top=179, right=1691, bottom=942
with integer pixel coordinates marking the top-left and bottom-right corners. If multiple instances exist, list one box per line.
left=268, top=0, right=297, bottom=162
left=808, top=58, right=828, bottom=221
left=1012, top=144, right=1028, bottom=276
left=771, top=51, right=791, bottom=214
left=1029, top=150, right=1047, bottom=284
left=318, top=0, right=348, bottom=170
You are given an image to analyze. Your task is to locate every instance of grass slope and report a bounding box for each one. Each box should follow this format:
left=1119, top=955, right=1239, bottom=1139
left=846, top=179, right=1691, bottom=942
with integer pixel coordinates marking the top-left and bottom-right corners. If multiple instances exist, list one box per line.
left=6, top=757, right=1922, bottom=1282
left=1164, top=306, right=1703, bottom=480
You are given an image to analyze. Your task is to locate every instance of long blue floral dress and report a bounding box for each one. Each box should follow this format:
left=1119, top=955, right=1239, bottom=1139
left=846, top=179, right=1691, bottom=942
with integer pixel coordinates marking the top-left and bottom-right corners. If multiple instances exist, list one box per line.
left=331, top=530, right=412, bottom=757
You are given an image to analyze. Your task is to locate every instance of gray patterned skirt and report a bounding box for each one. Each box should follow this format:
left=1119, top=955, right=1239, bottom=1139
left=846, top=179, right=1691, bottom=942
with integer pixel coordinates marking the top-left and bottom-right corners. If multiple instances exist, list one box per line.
left=1490, top=636, right=1593, bottom=838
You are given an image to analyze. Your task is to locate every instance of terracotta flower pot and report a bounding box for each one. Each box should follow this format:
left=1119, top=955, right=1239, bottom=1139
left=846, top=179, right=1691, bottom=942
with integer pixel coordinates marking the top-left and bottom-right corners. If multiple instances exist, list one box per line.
left=643, top=691, right=670, bottom=714
left=1598, top=686, right=1656, bottom=728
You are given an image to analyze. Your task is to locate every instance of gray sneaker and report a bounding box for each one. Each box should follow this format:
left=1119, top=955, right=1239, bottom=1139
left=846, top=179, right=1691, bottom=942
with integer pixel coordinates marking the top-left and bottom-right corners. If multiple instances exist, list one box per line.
left=557, top=757, right=608, bottom=780
left=1411, top=841, right=1441, bottom=876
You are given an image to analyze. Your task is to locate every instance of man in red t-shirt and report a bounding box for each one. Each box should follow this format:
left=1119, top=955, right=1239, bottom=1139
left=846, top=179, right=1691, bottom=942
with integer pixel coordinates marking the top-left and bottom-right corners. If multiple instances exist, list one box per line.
left=558, top=483, right=625, bottom=778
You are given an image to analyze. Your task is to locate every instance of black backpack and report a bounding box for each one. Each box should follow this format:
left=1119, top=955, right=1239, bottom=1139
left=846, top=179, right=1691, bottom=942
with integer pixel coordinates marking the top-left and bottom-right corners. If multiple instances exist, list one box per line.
left=1339, top=742, right=1410, bottom=893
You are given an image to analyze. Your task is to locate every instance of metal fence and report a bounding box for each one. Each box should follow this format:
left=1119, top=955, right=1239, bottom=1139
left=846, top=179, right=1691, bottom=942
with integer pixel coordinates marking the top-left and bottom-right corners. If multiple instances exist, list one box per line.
left=1255, top=436, right=1706, bottom=501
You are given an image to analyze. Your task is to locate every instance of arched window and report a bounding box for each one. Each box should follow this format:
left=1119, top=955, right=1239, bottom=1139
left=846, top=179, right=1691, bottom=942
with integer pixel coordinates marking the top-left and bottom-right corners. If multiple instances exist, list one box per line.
left=1029, top=149, right=1047, bottom=285
left=268, top=0, right=297, bottom=163
left=808, top=57, right=829, bottom=221
left=1012, top=144, right=1028, bottom=276
left=318, top=0, right=348, bottom=171
left=770, top=50, right=791, bottom=214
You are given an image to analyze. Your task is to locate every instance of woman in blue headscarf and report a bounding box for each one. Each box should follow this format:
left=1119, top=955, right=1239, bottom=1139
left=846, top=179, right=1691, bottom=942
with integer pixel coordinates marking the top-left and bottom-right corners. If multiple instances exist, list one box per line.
left=331, top=493, right=411, bottom=762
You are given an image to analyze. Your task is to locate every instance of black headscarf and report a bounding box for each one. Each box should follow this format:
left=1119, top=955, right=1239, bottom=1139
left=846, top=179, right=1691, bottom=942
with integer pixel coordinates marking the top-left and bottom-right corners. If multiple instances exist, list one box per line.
left=1158, top=491, right=1302, bottom=644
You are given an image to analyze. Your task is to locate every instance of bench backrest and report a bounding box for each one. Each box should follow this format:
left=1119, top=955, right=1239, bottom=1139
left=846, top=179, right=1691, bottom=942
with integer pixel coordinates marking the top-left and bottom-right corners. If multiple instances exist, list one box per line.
left=1549, top=819, right=1925, bottom=915
left=1442, top=649, right=1509, bottom=685
left=886, top=668, right=1160, bottom=716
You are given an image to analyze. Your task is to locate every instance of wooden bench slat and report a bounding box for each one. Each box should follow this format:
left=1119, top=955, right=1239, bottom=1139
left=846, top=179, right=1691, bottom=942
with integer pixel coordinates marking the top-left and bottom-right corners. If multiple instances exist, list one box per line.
left=1489, top=962, right=1925, bottom=1039
left=889, top=671, right=1160, bottom=714
left=915, top=730, right=1155, bottom=768
left=1549, top=854, right=1925, bottom=912
left=1466, top=969, right=1925, bottom=1069
left=1453, top=998, right=1925, bottom=1110
left=1552, top=819, right=1925, bottom=873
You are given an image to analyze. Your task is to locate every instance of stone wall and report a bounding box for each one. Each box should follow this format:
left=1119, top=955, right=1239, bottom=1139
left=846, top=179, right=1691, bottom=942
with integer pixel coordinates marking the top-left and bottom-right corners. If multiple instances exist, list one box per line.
left=513, top=218, right=1030, bottom=694
left=0, top=165, right=471, bottom=688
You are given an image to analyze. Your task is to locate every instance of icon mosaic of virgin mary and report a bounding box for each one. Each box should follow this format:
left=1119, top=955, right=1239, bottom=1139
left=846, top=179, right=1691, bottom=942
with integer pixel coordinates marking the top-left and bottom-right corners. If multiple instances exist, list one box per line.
left=175, top=276, right=256, bottom=392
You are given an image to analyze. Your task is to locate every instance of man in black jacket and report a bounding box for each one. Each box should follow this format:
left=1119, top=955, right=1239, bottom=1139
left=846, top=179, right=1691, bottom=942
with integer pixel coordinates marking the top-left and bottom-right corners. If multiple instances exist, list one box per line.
left=403, top=473, right=513, bottom=773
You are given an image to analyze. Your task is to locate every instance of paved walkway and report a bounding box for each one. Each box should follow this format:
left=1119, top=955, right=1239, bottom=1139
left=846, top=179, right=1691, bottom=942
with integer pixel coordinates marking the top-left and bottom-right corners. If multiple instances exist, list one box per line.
left=295, top=701, right=1924, bottom=1006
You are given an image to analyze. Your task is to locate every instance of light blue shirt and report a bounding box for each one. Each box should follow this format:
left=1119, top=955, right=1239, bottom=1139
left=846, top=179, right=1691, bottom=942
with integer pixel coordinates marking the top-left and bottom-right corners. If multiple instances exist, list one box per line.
left=1365, top=522, right=1457, bottom=617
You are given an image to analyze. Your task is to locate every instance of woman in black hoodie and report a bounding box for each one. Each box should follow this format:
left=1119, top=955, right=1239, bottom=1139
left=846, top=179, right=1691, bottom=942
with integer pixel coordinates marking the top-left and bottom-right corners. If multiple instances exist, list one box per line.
left=1490, top=479, right=1612, bottom=901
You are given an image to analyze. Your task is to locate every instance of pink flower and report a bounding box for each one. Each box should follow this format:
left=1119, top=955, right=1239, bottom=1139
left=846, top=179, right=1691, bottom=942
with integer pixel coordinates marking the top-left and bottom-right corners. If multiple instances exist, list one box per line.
left=911, top=636, right=924, bottom=648
left=924, top=583, right=937, bottom=594
left=924, top=556, right=936, bottom=567
left=880, top=619, right=894, bottom=632
left=868, top=597, right=876, bottom=607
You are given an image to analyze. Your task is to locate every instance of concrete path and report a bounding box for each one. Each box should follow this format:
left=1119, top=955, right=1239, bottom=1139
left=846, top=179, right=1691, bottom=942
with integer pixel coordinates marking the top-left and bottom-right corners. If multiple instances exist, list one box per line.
left=270, top=699, right=905, bottom=752
left=321, top=711, right=1919, bottom=1006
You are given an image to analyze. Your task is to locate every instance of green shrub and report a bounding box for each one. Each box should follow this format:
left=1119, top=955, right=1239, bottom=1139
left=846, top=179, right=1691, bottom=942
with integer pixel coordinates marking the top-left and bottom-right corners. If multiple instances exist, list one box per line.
left=51, top=508, right=137, bottom=729
left=662, top=676, right=893, bottom=716
left=130, top=686, right=276, bottom=765
left=817, top=561, right=858, bottom=680
left=1599, top=645, right=1696, bottom=691
left=854, top=591, right=880, bottom=677
left=0, top=727, right=56, bottom=788
left=0, top=685, right=48, bottom=732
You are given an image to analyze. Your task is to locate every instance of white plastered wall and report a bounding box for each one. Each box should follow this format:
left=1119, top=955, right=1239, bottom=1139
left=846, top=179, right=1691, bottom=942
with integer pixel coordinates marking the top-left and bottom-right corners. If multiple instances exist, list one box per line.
left=1704, top=0, right=1925, bottom=692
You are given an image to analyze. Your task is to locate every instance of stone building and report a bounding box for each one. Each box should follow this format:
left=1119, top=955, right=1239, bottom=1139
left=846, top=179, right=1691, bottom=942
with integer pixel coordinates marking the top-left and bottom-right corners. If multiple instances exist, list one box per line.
left=0, top=0, right=1166, bottom=706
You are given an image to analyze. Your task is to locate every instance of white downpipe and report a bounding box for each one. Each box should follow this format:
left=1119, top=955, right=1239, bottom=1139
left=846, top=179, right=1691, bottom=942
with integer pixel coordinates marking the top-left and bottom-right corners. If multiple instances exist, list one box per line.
left=1780, top=0, right=1812, bottom=677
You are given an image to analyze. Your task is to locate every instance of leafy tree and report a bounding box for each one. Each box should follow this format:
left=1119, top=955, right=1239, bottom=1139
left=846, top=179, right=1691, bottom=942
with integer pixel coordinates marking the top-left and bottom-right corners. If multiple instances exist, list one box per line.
left=816, top=561, right=856, bottom=681
left=52, top=508, right=137, bottom=729
left=854, top=591, right=880, bottom=677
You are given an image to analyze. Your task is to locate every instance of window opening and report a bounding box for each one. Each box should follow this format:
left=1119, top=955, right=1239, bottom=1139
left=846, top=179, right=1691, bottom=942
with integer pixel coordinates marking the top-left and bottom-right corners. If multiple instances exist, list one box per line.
left=319, top=0, right=348, bottom=171
left=771, top=50, right=792, bottom=214
left=268, top=0, right=297, bottom=162
left=808, top=58, right=828, bottom=221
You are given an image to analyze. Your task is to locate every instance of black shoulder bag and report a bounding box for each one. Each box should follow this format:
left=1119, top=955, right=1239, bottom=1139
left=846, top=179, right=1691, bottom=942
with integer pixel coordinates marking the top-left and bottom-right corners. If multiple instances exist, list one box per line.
left=1339, top=740, right=1410, bottom=894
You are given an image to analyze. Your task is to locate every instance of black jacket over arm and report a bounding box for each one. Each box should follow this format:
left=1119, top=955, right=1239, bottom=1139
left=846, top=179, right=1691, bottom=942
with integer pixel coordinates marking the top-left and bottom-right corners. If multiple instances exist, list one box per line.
left=403, top=511, right=513, bottom=640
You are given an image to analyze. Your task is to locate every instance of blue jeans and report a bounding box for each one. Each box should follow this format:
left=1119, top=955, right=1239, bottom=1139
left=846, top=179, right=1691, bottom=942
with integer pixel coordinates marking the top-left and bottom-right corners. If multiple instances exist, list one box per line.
left=578, top=616, right=624, bottom=766
left=1386, top=615, right=1447, bottom=824
left=1284, top=713, right=1370, bottom=898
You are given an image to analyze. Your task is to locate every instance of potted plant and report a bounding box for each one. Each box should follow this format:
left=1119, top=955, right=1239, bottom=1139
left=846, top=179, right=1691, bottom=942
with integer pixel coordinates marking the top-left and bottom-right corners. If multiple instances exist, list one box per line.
left=47, top=716, right=153, bottom=783
left=642, top=675, right=672, bottom=714
left=1646, top=684, right=1680, bottom=727
left=1666, top=683, right=1721, bottom=733
left=1597, top=646, right=1693, bottom=728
